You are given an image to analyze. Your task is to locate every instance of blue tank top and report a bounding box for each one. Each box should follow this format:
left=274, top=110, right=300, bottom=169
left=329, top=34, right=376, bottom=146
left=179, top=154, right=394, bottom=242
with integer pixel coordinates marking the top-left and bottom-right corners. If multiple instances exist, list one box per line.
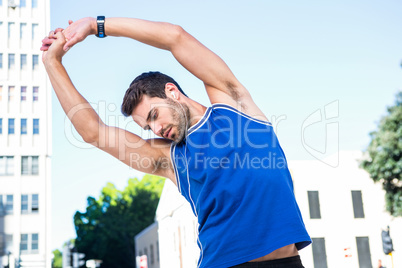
left=170, top=103, right=311, bottom=268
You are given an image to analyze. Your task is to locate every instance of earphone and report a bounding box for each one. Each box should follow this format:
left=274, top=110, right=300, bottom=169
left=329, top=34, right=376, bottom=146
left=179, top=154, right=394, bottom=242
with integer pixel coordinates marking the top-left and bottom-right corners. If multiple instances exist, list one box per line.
left=171, top=92, right=176, bottom=99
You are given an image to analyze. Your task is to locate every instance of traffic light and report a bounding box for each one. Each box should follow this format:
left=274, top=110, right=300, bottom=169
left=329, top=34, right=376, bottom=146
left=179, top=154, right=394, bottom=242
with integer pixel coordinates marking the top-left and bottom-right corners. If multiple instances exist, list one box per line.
left=62, top=243, right=73, bottom=268
left=73, top=251, right=86, bottom=268
left=381, top=228, right=394, bottom=255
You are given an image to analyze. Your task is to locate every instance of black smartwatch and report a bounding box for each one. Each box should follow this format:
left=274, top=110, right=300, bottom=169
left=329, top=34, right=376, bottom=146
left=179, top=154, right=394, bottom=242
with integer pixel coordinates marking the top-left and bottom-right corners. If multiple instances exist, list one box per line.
left=96, top=16, right=106, bottom=38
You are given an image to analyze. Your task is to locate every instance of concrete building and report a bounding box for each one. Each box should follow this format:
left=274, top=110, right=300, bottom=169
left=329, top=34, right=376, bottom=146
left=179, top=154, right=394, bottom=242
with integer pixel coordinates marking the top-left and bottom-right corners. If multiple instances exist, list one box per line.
left=293, top=151, right=401, bottom=268
left=155, top=181, right=198, bottom=268
left=0, top=0, right=52, bottom=267
left=152, top=151, right=401, bottom=268
left=135, top=222, right=160, bottom=268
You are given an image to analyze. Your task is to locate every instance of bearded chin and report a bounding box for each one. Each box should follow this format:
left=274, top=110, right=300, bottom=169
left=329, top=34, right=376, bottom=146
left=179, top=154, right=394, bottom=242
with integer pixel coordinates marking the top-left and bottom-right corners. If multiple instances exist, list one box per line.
left=172, top=117, right=188, bottom=144
left=166, top=98, right=191, bottom=144
left=173, top=106, right=191, bottom=144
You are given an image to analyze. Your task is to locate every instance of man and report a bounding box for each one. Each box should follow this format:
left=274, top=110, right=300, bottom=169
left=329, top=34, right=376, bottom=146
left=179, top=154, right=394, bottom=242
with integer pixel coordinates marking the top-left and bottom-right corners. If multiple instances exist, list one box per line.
left=42, top=16, right=311, bottom=268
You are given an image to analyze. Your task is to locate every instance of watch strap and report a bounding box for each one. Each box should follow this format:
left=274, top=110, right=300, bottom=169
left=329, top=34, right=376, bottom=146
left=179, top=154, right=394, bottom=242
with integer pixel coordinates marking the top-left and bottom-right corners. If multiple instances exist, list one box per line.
left=96, top=16, right=106, bottom=38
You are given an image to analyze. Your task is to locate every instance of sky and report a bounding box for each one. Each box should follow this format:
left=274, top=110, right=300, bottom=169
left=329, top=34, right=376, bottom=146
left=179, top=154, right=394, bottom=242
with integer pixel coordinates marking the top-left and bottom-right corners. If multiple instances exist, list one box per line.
left=49, top=0, right=402, bottom=250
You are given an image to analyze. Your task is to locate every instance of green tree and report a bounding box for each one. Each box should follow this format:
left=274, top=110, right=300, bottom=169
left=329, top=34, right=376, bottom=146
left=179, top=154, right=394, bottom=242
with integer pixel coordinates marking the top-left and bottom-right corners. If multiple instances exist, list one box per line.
left=361, top=92, right=402, bottom=216
left=52, top=249, right=62, bottom=268
left=74, top=174, right=165, bottom=268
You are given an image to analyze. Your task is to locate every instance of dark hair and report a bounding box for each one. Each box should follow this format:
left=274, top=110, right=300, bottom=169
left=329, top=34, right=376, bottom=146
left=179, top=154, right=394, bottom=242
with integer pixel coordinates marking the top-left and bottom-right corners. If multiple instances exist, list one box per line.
left=121, top=71, right=187, bottom=117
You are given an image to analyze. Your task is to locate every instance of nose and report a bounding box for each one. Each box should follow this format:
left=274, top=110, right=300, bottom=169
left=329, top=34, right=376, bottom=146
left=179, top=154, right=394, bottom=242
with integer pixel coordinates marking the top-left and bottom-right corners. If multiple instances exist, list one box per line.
left=150, top=122, right=163, bottom=137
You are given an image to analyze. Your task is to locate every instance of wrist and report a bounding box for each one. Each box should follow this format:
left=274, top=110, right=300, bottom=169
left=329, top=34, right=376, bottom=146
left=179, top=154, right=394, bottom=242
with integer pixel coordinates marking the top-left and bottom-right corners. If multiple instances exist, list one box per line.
left=43, top=57, right=62, bottom=69
left=89, top=17, right=98, bottom=35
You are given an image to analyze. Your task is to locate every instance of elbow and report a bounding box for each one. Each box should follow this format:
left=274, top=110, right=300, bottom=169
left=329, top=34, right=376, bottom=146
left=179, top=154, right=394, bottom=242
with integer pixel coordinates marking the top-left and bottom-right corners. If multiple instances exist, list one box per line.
left=82, top=131, right=99, bottom=144
left=166, top=24, right=186, bottom=49
left=81, top=121, right=102, bottom=144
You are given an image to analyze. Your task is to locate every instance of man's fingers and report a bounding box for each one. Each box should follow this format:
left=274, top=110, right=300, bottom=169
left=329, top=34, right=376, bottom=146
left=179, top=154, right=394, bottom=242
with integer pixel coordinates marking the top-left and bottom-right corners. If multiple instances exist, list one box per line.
left=63, top=38, right=76, bottom=51
left=40, top=44, right=50, bottom=51
left=54, top=28, right=64, bottom=33
left=54, top=31, right=66, bottom=42
left=48, top=30, right=55, bottom=38
left=42, top=37, right=55, bottom=45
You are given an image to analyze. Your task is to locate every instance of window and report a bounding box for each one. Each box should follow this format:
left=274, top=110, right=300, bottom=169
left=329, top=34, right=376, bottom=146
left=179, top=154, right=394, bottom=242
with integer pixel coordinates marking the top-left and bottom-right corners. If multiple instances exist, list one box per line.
left=32, top=24, right=38, bottom=40
left=21, top=194, right=39, bottom=213
left=356, top=237, right=372, bottom=268
left=31, top=0, right=38, bottom=8
left=0, top=156, right=14, bottom=176
left=21, top=156, right=39, bottom=175
left=308, top=191, right=321, bottom=219
left=20, top=54, right=27, bottom=70
left=156, top=240, right=159, bottom=262
left=311, top=237, right=328, bottom=268
left=20, top=23, right=27, bottom=39
left=21, top=119, right=27, bottom=134
left=20, top=234, right=28, bottom=251
left=33, top=119, right=39, bottom=134
left=21, top=195, right=28, bottom=213
left=21, top=233, right=40, bottom=253
left=0, top=118, right=2, bottom=134
left=144, top=247, right=148, bottom=258
left=8, top=86, right=14, bottom=102
left=8, top=22, right=15, bottom=39
left=32, top=55, right=39, bottom=71
left=22, top=156, right=28, bottom=174
left=8, top=119, right=15, bottom=134
left=5, top=195, right=13, bottom=214
left=150, top=244, right=154, bottom=264
left=352, top=190, right=365, bottom=218
left=21, top=86, right=27, bottom=101
left=32, top=194, right=39, bottom=212
left=31, top=234, right=38, bottom=251
left=8, top=54, right=15, bottom=70
left=0, top=53, right=3, bottom=69
left=33, top=87, right=39, bottom=101
left=20, top=0, right=26, bottom=7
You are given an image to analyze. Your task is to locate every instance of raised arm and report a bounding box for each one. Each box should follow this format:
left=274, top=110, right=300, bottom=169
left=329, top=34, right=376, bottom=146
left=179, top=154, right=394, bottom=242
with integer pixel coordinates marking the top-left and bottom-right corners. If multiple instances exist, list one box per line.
left=42, top=31, right=175, bottom=182
left=62, top=17, right=258, bottom=107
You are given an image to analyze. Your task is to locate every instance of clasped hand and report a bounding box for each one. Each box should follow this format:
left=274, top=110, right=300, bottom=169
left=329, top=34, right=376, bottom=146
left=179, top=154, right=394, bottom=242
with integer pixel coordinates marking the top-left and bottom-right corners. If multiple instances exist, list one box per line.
left=41, top=17, right=96, bottom=63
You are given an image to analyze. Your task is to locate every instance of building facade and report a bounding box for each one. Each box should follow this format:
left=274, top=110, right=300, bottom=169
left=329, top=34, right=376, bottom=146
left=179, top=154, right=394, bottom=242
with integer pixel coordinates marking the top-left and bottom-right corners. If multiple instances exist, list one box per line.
left=135, top=222, right=160, bottom=268
left=293, top=151, right=401, bottom=268
left=151, top=151, right=401, bottom=268
left=155, top=181, right=198, bottom=268
left=0, top=0, right=51, bottom=267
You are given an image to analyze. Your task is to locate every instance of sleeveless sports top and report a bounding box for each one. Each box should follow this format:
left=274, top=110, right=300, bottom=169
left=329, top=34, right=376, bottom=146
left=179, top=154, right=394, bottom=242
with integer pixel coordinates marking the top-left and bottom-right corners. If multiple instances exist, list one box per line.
left=170, top=103, right=311, bottom=268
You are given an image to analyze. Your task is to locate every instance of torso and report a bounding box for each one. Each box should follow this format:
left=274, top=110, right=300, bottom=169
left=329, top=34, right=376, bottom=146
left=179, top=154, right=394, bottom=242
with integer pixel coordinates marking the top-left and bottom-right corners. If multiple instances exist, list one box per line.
left=249, top=244, right=299, bottom=262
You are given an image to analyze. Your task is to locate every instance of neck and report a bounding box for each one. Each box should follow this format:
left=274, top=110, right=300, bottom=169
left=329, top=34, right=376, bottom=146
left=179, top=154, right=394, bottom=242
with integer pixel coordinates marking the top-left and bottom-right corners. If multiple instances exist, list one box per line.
left=185, top=98, right=207, bottom=128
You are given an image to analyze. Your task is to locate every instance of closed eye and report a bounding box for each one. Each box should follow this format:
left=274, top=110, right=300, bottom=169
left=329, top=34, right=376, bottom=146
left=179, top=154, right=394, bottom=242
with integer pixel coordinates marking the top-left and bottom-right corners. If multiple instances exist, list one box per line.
left=144, top=108, right=158, bottom=131
left=151, top=110, right=158, bottom=121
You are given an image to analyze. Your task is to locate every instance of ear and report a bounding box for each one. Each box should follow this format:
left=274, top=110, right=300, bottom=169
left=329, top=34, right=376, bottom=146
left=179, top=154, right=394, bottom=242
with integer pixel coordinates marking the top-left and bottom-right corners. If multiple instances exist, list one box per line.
left=165, top=83, right=179, bottom=100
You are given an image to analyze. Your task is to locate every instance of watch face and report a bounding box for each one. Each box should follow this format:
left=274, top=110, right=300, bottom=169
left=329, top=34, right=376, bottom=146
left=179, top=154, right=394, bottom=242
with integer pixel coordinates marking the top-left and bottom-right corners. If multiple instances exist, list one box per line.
left=97, top=16, right=106, bottom=37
